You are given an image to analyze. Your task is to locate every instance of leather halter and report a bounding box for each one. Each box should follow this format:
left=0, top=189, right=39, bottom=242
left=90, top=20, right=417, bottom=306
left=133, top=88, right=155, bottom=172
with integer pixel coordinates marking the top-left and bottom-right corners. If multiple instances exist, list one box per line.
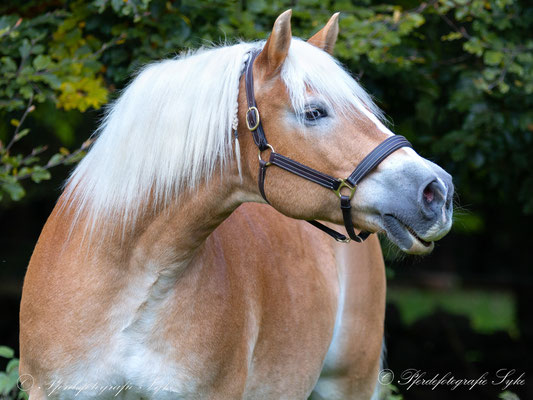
left=242, top=49, right=412, bottom=243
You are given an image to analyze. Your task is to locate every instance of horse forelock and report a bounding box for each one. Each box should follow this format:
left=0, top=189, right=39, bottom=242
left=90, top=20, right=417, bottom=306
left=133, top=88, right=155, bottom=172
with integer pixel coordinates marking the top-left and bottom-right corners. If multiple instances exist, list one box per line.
left=281, top=38, right=386, bottom=126
left=62, top=38, right=386, bottom=237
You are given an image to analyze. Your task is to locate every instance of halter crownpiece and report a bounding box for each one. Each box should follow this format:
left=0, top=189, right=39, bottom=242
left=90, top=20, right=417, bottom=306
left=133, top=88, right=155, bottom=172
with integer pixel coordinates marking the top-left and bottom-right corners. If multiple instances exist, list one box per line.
left=242, top=48, right=413, bottom=243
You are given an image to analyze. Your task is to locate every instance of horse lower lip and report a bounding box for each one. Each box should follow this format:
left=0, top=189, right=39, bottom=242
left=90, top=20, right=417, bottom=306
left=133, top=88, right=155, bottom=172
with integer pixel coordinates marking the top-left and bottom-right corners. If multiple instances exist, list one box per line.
left=385, top=214, right=432, bottom=248
left=405, top=225, right=431, bottom=247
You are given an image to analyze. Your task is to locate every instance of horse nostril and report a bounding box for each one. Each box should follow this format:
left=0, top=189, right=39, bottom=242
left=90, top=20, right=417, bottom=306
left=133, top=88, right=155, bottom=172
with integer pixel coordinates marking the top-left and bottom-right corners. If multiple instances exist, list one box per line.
left=420, top=180, right=447, bottom=217
left=423, top=185, right=435, bottom=204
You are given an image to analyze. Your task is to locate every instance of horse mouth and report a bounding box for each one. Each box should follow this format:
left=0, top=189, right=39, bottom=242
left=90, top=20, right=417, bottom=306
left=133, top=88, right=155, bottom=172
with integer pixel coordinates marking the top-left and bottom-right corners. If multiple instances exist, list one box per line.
left=382, top=214, right=434, bottom=253
left=405, top=224, right=432, bottom=247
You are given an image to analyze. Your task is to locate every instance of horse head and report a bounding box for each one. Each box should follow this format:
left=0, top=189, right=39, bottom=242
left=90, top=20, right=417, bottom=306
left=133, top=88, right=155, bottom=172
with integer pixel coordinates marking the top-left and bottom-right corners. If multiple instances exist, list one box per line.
left=236, top=10, right=453, bottom=254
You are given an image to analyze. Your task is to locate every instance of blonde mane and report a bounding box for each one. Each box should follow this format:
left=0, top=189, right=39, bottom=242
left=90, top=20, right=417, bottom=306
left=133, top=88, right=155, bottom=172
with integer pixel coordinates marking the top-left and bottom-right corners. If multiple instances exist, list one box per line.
left=63, top=39, right=385, bottom=235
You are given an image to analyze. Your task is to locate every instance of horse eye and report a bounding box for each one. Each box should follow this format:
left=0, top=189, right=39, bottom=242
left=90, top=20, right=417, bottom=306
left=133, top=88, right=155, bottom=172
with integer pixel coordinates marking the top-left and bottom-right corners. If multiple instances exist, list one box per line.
left=304, top=107, right=327, bottom=122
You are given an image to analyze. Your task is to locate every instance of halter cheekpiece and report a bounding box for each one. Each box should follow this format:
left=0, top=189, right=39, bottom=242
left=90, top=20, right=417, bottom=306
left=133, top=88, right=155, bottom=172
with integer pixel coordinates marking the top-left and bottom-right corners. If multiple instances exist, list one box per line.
left=241, top=49, right=413, bottom=243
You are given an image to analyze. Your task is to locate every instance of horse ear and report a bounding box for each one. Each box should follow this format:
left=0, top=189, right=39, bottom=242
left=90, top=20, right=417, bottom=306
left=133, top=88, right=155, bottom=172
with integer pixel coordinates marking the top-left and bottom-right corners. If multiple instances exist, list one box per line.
left=307, top=13, right=340, bottom=55
left=256, top=10, right=292, bottom=78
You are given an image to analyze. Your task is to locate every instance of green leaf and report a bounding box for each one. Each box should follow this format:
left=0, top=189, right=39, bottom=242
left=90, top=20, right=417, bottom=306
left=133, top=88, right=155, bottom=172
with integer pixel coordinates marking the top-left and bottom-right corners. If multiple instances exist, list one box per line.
left=64, top=151, right=86, bottom=165
left=0, top=371, right=16, bottom=395
left=508, top=62, right=524, bottom=76
left=19, top=39, right=31, bottom=59
left=463, top=38, right=484, bottom=56
left=32, top=44, right=45, bottom=55
left=1, top=154, right=23, bottom=168
left=6, top=358, right=19, bottom=373
left=484, top=50, right=504, bottom=66
left=1, top=56, right=17, bottom=72
left=0, top=346, right=14, bottom=359
left=1, top=182, right=25, bottom=201
left=19, top=86, right=33, bottom=99
left=18, top=167, right=32, bottom=176
left=32, top=54, right=52, bottom=71
left=48, top=153, right=64, bottom=165
left=30, top=168, right=51, bottom=183
left=40, top=73, right=62, bottom=89
left=498, top=81, right=510, bottom=94
left=14, top=129, right=30, bottom=142
left=499, top=391, right=520, bottom=400
left=441, top=32, right=462, bottom=41
left=22, top=156, right=40, bottom=166
left=483, top=68, right=499, bottom=80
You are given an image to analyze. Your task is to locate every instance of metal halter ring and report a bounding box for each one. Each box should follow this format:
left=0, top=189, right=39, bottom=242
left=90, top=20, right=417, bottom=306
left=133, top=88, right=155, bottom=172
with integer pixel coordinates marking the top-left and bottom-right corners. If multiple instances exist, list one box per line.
left=246, top=106, right=260, bottom=131
left=333, top=179, right=357, bottom=200
left=258, top=143, right=275, bottom=163
left=335, top=236, right=352, bottom=244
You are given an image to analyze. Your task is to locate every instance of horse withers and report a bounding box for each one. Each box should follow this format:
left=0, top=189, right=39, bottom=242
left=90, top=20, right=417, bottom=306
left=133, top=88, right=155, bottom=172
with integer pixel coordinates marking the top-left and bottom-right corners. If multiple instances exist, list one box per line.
left=20, top=10, right=453, bottom=400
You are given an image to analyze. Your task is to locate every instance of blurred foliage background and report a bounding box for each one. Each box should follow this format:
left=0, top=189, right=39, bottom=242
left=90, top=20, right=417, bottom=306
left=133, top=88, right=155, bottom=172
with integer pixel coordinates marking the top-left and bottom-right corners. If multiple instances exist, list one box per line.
left=0, top=0, right=531, bottom=399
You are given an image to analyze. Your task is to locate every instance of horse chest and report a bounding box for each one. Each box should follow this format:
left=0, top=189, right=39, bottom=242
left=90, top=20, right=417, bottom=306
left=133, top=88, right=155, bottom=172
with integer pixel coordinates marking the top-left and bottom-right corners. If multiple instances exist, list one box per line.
left=23, top=208, right=342, bottom=399
left=50, top=327, right=210, bottom=399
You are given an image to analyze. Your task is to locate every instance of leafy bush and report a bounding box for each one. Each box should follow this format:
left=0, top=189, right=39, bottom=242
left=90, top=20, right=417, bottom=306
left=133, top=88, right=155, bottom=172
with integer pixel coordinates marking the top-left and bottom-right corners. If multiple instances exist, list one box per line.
left=0, top=346, right=26, bottom=400
left=1, top=0, right=532, bottom=217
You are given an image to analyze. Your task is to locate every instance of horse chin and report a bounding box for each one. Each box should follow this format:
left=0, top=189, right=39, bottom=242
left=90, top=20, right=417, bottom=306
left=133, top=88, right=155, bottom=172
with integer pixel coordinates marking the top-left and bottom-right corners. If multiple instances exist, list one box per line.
left=403, top=237, right=435, bottom=255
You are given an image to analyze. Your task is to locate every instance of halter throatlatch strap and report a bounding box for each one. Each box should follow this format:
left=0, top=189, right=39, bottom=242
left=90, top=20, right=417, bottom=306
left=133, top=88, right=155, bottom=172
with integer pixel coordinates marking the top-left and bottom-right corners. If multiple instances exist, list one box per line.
left=243, top=48, right=413, bottom=243
left=258, top=152, right=350, bottom=242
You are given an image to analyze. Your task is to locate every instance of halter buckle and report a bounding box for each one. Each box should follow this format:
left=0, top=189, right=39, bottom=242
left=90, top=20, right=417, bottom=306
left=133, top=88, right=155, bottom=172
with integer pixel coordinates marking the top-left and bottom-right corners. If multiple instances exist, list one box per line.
left=246, top=106, right=260, bottom=131
left=258, top=143, right=275, bottom=164
left=333, top=179, right=357, bottom=200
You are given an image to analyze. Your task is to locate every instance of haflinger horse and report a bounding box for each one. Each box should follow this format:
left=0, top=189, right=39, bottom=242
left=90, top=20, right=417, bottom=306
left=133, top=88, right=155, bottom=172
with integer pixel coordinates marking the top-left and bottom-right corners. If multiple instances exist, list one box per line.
left=19, top=10, right=453, bottom=400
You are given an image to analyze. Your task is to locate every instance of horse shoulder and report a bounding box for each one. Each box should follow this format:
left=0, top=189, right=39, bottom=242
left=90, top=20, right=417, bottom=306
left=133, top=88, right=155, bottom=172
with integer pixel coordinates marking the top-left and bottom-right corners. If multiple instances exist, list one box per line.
left=192, top=203, right=341, bottom=397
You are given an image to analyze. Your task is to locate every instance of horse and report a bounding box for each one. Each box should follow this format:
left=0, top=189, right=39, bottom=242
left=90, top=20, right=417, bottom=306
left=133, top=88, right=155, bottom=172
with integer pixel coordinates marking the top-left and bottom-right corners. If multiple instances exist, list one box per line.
left=19, top=10, right=453, bottom=400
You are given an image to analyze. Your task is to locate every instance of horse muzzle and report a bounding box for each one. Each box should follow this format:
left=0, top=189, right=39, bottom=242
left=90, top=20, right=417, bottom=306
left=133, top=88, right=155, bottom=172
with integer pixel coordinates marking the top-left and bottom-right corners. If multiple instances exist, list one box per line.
left=369, top=159, right=454, bottom=254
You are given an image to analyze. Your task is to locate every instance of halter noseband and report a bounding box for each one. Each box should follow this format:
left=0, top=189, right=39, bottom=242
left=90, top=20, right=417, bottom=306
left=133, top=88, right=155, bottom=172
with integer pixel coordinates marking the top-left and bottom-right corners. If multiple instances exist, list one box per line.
left=242, top=49, right=412, bottom=243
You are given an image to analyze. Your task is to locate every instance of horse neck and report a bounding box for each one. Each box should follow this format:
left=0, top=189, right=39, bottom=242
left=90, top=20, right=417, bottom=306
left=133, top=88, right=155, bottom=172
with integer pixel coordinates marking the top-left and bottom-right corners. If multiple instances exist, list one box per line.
left=126, top=174, right=250, bottom=269
left=39, top=170, right=252, bottom=338
left=61, top=168, right=252, bottom=277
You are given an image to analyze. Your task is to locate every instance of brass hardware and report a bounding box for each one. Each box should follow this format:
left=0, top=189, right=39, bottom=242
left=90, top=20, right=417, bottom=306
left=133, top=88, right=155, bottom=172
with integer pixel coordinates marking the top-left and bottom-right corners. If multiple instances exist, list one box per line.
left=258, top=144, right=275, bottom=163
left=246, top=106, right=260, bottom=131
left=335, top=237, right=352, bottom=243
left=333, top=179, right=357, bottom=199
